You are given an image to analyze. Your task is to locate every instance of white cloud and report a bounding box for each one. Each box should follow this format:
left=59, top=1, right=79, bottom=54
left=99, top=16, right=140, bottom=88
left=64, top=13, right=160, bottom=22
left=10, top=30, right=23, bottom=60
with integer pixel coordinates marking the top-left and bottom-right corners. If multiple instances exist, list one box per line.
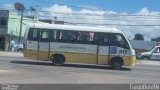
left=43, top=4, right=73, bottom=13
left=1, top=3, right=18, bottom=14
left=137, top=7, right=160, bottom=15
left=35, top=5, right=160, bottom=41
left=2, top=3, right=14, bottom=9
left=79, top=5, right=100, bottom=10
left=78, top=9, right=105, bottom=15
left=137, top=7, right=150, bottom=15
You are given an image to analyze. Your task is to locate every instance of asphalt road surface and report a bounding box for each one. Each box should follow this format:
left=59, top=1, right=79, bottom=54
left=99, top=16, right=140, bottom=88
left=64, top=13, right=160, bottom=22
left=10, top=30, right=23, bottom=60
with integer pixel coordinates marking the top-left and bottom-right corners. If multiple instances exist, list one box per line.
left=0, top=55, right=160, bottom=84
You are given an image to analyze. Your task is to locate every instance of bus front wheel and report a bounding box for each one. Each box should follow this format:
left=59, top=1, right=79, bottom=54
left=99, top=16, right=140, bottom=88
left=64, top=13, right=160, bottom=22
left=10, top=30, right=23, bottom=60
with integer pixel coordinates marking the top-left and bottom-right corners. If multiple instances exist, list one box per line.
left=51, top=55, right=65, bottom=66
left=110, top=58, right=123, bottom=70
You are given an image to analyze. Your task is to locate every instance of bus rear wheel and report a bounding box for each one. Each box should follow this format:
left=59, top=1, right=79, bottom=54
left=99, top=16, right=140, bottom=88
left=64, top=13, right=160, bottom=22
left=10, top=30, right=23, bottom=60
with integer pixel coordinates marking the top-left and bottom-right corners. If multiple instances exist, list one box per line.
left=110, top=59, right=123, bottom=70
left=51, top=55, right=64, bottom=66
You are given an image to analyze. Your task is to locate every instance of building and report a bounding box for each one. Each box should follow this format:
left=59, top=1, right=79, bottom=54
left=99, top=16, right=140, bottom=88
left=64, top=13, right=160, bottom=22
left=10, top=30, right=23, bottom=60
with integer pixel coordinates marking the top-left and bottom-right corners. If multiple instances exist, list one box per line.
left=130, top=40, right=157, bottom=55
left=152, top=37, right=160, bottom=42
left=0, top=10, right=9, bottom=51
left=0, top=10, right=38, bottom=51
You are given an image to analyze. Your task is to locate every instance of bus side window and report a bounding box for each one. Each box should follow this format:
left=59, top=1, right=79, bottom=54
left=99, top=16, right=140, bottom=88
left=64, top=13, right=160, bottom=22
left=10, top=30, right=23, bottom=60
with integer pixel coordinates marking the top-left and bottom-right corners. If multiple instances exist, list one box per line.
left=39, top=29, right=50, bottom=42
left=76, top=31, right=95, bottom=44
left=50, top=30, right=57, bottom=42
left=99, top=33, right=109, bottom=46
left=57, top=30, right=76, bottom=43
left=28, top=28, right=38, bottom=41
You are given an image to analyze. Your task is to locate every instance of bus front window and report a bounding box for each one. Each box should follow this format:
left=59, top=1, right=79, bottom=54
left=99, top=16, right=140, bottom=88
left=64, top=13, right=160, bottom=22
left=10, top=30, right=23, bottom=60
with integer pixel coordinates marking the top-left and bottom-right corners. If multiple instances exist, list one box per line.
left=110, top=34, right=129, bottom=49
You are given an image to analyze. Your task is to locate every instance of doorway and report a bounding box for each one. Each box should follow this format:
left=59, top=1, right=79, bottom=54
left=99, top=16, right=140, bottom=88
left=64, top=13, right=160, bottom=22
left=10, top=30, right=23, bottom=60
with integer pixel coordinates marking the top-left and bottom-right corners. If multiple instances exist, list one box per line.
left=0, top=36, right=5, bottom=51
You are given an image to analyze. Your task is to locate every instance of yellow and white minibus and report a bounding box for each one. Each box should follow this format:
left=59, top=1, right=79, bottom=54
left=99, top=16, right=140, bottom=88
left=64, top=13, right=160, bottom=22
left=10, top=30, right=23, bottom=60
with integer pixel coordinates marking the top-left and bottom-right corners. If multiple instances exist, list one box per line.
left=23, top=23, right=136, bottom=69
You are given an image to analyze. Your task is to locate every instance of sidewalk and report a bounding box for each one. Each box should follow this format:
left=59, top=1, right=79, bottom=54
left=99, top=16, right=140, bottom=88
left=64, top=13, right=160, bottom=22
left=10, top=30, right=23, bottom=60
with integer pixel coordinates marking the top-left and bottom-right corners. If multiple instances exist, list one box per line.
left=136, top=60, right=160, bottom=66
left=0, top=51, right=23, bottom=57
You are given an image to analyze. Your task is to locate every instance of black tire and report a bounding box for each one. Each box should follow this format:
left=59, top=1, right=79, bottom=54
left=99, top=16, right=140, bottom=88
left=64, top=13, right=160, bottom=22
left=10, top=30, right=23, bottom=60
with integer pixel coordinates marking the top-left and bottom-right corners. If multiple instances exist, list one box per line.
left=51, top=55, right=64, bottom=66
left=142, top=56, right=150, bottom=60
left=17, top=48, right=23, bottom=52
left=110, top=59, right=123, bottom=70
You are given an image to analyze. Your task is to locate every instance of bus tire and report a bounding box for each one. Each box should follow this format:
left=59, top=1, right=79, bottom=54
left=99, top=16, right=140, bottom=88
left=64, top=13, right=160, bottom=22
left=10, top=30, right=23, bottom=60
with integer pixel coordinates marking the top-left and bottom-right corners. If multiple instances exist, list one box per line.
left=110, top=58, right=123, bottom=70
left=51, top=55, right=65, bottom=66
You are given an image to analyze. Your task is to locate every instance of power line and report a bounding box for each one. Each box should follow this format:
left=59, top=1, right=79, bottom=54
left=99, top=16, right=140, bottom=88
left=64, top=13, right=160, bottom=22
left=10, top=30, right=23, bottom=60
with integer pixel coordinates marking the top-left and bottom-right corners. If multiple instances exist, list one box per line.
left=6, top=18, right=160, bottom=26
left=5, top=12, right=160, bottom=21
left=38, top=15, right=160, bottom=21
left=71, top=23, right=160, bottom=26
left=2, top=8, right=160, bottom=26
left=4, top=14, right=160, bottom=22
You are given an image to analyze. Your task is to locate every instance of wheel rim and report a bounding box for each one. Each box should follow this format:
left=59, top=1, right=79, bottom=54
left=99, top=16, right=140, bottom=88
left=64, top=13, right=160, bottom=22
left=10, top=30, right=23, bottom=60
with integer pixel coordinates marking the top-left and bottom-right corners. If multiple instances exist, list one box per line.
left=143, top=57, right=149, bottom=60
left=114, top=61, right=121, bottom=69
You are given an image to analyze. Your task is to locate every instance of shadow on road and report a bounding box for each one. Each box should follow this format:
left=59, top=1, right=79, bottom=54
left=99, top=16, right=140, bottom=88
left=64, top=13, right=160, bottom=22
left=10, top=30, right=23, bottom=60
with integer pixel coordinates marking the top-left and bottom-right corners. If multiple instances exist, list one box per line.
left=10, top=60, right=131, bottom=71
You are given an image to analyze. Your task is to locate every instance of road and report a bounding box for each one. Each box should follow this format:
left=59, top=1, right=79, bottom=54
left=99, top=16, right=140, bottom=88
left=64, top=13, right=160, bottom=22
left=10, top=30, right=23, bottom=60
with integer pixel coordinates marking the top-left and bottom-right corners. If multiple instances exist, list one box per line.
left=0, top=54, right=160, bottom=84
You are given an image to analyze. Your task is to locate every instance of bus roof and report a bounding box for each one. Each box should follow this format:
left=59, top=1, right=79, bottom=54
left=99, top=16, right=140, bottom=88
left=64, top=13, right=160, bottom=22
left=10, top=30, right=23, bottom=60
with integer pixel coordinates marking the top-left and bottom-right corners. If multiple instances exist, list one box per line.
left=27, top=23, right=122, bottom=33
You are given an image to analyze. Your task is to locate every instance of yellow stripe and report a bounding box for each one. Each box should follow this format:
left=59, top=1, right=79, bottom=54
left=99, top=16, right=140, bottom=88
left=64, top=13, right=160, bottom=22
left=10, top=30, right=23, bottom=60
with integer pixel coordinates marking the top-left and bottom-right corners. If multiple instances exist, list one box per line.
left=23, top=49, right=38, bottom=60
left=49, top=52, right=97, bottom=64
left=98, top=55, right=109, bottom=64
left=24, top=49, right=136, bottom=66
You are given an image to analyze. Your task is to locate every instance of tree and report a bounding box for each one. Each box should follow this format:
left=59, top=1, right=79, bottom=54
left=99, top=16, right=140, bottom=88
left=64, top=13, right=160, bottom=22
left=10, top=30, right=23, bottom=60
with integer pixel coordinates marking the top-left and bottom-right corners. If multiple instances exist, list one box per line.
left=133, top=33, right=144, bottom=40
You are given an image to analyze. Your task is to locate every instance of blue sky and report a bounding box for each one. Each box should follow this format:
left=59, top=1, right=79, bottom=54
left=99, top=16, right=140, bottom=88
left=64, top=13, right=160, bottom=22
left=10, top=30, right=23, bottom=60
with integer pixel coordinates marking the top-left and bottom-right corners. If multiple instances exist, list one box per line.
left=0, top=0, right=160, bottom=13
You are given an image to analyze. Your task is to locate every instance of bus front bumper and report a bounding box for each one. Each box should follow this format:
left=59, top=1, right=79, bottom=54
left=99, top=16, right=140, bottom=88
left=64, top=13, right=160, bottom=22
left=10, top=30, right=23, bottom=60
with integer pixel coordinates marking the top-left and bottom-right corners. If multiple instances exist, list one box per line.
left=123, top=56, right=136, bottom=66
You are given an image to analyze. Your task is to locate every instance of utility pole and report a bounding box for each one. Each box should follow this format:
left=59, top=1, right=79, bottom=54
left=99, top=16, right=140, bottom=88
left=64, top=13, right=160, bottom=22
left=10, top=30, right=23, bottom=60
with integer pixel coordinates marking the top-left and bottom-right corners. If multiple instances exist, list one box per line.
left=30, top=4, right=39, bottom=22
left=53, top=16, right=57, bottom=24
left=14, top=2, right=25, bottom=44
left=18, top=12, right=23, bottom=44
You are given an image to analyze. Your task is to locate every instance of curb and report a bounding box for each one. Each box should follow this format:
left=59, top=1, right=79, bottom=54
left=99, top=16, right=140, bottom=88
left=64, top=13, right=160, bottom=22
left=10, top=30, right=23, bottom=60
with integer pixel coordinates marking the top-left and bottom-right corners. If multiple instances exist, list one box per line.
left=136, top=60, right=160, bottom=65
left=0, top=51, right=23, bottom=57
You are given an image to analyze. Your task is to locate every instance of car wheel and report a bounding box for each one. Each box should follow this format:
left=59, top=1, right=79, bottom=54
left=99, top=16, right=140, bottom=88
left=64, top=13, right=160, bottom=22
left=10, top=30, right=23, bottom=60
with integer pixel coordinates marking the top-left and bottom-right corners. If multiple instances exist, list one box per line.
left=17, top=48, right=23, bottom=52
left=142, top=56, right=150, bottom=60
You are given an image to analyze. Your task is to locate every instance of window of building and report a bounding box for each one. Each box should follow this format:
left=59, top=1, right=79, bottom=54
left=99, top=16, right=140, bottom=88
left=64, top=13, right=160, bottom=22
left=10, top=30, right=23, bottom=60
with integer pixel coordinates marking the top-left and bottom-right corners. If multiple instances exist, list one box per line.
left=0, top=19, right=7, bottom=27
left=1, top=20, right=6, bottom=25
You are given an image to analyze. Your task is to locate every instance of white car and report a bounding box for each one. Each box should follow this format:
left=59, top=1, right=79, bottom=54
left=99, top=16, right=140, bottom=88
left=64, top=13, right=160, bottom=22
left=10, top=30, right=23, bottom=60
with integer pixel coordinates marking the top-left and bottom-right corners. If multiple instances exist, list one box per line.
left=139, top=46, right=160, bottom=60
left=13, top=43, right=24, bottom=52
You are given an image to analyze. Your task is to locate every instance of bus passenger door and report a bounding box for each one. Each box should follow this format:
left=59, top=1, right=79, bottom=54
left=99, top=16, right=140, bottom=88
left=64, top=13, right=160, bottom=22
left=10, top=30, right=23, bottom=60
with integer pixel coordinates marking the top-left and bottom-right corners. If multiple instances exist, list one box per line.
left=26, top=28, right=39, bottom=59
left=97, top=33, right=110, bottom=65
left=38, top=29, right=50, bottom=60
